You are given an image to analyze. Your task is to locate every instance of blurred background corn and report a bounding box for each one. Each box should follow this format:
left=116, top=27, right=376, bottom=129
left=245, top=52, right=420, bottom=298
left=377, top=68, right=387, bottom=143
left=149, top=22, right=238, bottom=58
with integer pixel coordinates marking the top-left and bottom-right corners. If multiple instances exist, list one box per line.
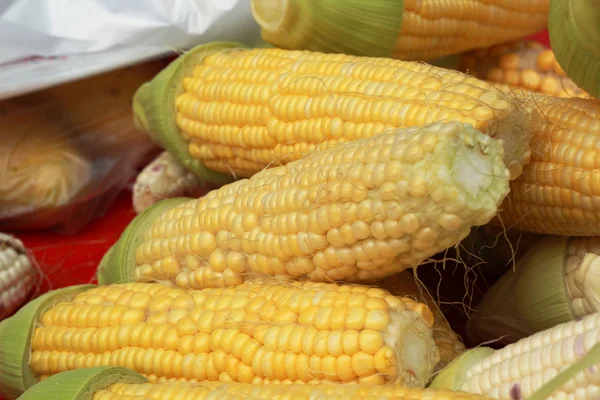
left=98, top=122, right=510, bottom=289
left=251, top=0, right=549, bottom=61
left=466, top=236, right=600, bottom=345
left=457, top=39, right=589, bottom=99
left=431, top=312, right=600, bottom=400
left=18, top=367, right=494, bottom=400
left=135, top=42, right=538, bottom=183
left=376, top=270, right=465, bottom=370
left=0, top=281, right=442, bottom=396
left=0, top=233, right=37, bottom=321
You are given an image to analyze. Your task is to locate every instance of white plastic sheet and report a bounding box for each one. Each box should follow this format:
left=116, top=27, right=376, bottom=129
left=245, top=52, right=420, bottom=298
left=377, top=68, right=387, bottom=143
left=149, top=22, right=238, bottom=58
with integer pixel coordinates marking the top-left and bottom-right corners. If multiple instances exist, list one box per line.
left=0, top=0, right=261, bottom=100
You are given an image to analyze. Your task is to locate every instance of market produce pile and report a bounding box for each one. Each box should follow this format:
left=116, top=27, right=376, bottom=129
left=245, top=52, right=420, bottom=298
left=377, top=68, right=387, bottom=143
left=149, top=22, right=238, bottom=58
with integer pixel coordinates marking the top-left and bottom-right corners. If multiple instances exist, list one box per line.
left=2, top=0, right=600, bottom=399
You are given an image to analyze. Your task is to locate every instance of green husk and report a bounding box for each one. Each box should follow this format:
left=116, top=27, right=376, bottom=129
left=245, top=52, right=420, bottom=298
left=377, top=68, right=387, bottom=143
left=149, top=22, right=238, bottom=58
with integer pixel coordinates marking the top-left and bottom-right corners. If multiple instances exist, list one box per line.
left=251, top=0, right=404, bottom=58
left=132, top=42, right=245, bottom=185
left=18, top=367, right=146, bottom=400
left=466, top=236, right=574, bottom=345
left=428, top=347, right=494, bottom=390
left=0, top=285, right=94, bottom=400
left=96, top=197, right=190, bottom=285
left=548, top=0, right=600, bottom=99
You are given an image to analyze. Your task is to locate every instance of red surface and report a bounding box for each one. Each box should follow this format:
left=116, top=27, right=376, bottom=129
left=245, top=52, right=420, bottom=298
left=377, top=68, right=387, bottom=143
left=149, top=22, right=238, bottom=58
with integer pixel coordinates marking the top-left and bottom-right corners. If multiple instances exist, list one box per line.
left=0, top=29, right=551, bottom=400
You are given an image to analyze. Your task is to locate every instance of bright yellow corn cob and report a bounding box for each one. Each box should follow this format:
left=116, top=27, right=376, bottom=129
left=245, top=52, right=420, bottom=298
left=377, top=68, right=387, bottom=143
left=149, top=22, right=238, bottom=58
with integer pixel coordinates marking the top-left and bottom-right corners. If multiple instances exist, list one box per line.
left=251, top=0, right=549, bottom=61
left=457, top=40, right=590, bottom=99
left=134, top=42, right=539, bottom=184
left=431, top=312, right=600, bottom=400
left=490, top=93, right=600, bottom=235
left=376, top=270, right=465, bottom=370
left=133, top=151, right=209, bottom=214
left=18, top=367, right=495, bottom=400
left=466, top=236, right=600, bottom=346
left=0, top=281, right=442, bottom=398
left=0, top=233, right=36, bottom=321
left=97, top=121, right=510, bottom=289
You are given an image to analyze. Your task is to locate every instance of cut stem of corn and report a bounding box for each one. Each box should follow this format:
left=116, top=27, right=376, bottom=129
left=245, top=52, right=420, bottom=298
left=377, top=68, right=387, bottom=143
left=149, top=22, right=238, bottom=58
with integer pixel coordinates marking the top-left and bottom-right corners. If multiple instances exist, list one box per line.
left=98, top=121, right=510, bottom=289
left=134, top=41, right=538, bottom=182
left=133, top=151, right=209, bottom=214
left=376, top=270, right=465, bottom=371
left=0, top=233, right=37, bottom=321
left=19, top=366, right=494, bottom=400
left=467, top=236, right=600, bottom=345
left=457, top=39, right=590, bottom=99
left=0, top=281, right=443, bottom=397
left=252, top=0, right=549, bottom=61
left=432, top=312, right=600, bottom=400
left=548, top=0, right=600, bottom=99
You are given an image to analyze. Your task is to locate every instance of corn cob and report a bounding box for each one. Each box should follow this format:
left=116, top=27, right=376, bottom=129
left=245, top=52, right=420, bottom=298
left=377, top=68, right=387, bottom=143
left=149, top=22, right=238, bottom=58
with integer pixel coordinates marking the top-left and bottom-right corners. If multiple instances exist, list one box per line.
left=19, top=366, right=494, bottom=400
left=134, top=41, right=539, bottom=183
left=0, top=234, right=36, bottom=321
left=489, top=93, right=600, bottom=235
left=548, top=0, right=600, bottom=99
left=457, top=40, right=590, bottom=99
left=133, top=151, right=209, bottom=214
left=466, top=236, right=600, bottom=346
left=431, top=312, right=600, bottom=400
left=0, top=281, right=442, bottom=398
left=97, top=121, right=510, bottom=289
left=376, top=270, right=465, bottom=370
left=250, top=0, right=549, bottom=62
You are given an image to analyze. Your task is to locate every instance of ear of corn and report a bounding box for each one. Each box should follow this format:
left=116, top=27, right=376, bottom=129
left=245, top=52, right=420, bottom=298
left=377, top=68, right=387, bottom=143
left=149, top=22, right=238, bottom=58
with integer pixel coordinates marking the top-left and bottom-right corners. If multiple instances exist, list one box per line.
left=376, top=270, right=465, bottom=370
left=0, top=281, right=442, bottom=397
left=251, top=0, right=549, bottom=62
left=457, top=39, right=590, bottom=99
left=132, top=151, right=209, bottom=214
left=548, top=0, right=600, bottom=99
left=490, top=93, right=600, bottom=235
left=432, top=312, right=600, bottom=400
left=466, top=236, right=600, bottom=345
left=0, top=284, right=94, bottom=400
left=20, top=366, right=495, bottom=400
left=134, top=42, right=539, bottom=183
left=0, top=234, right=37, bottom=321
left=98, top=121, right=510, bottom=289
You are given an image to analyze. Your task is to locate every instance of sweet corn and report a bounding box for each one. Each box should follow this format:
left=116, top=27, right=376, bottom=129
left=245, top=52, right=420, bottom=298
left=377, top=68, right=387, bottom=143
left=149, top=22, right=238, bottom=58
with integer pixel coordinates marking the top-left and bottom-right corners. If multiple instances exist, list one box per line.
left=376, top=270, right=465, bottom=370
left=134, top=42, right=538, bottom=183
left=251, top=0, right=549, bottom=61
left=467, top=236, right=600, bottom=345
left=457, top=40, right=590, bottom=99
left=97, top=121, right=510, bottom=289
left=431, top=312, right=600, bottom=400
left=18, top=367, right=494, bottom=400
left=0, top=233, right=36, bottom=321
left=0, top=281, right=442, bottom=397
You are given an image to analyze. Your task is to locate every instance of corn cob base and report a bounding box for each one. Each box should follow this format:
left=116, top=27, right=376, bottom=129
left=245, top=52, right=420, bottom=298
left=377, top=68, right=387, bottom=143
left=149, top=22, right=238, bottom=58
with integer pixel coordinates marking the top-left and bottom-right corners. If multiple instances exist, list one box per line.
left=19, top=366, right=494, bottom=400
left=0, top=281, right=443, bottom=398
left=98, top=121, right=510, bottom=290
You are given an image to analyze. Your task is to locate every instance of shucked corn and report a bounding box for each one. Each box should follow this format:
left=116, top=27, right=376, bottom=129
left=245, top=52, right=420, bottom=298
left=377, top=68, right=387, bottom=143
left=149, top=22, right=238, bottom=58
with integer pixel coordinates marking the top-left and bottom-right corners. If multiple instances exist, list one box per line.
left=0, top=233, right=36, bottom=321
left=97, top=121, right=510, bottom=289
left=0, top=281, right=441, bottom=398
left=18, top=367, right=494, bottom=400
left=133, top=42, right=538, bottom=183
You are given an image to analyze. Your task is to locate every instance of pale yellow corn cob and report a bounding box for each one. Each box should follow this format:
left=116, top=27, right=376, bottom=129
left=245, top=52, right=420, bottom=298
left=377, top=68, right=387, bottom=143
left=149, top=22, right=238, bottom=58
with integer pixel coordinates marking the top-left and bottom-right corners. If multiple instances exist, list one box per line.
left=458, top=40, right=590, bottom=99
left=17, top=367, right=495, bottom=400
left=432, top=313, right=600, bottom=400
left=0, top=233, right=36, bottom=320
left=0, top=280, right=441, bottom=393
left=98, top=121, right=510, bottom=289
left=376, top=270, right=465, bottom=370
left=133, top=151, right=209, bottom=214
left=135, top=43, right=539, bottom=183
left=467, top=236, right=600, bottom=345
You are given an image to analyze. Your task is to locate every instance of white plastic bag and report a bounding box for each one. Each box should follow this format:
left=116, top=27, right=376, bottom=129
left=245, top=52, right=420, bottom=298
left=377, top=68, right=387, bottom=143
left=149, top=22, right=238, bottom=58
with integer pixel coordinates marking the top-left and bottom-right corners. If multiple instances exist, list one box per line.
left=0, top=0, right=261, bottom=100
